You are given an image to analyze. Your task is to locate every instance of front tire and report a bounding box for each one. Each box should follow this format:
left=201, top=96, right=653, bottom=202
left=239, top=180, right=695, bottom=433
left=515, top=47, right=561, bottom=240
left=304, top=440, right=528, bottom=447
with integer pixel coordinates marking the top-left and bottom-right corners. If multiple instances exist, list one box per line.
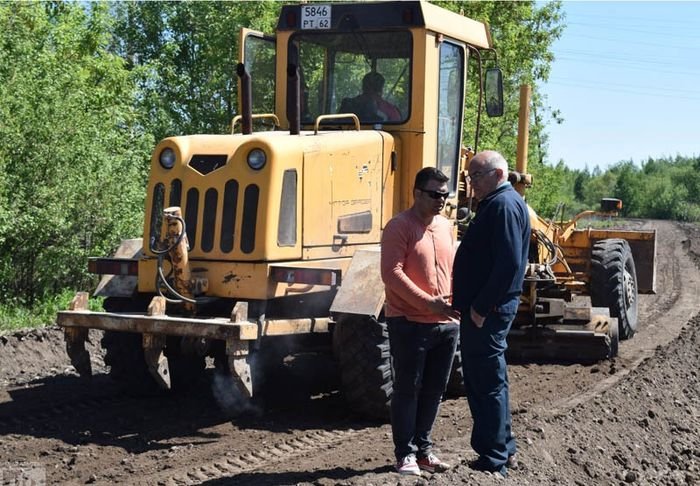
left=591, top=239, right=639, bottom=340
left=102, top=331, right=160, bottom=394
left=332, top=314, right=392, bottom=420
left=165, top=337, right=207, bottom=392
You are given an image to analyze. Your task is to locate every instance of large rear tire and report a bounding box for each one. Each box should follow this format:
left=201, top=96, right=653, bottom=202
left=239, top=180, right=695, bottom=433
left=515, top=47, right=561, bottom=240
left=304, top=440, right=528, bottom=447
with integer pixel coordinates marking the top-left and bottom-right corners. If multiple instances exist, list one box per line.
left=591, top=239, right=639, bottom=340
left=332, top=314, right=392, bottom=420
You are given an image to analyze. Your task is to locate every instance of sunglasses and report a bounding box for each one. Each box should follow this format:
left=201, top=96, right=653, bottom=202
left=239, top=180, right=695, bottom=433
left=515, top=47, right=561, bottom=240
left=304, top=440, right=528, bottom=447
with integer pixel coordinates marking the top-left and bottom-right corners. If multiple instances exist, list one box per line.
left=418, top=188, right=450, bottom=200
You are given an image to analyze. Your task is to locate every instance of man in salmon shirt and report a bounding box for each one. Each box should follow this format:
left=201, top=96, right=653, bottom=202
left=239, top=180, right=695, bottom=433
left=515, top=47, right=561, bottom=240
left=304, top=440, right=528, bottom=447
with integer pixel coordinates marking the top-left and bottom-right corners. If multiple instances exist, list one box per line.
left=380, top=167, right=460, bottom=476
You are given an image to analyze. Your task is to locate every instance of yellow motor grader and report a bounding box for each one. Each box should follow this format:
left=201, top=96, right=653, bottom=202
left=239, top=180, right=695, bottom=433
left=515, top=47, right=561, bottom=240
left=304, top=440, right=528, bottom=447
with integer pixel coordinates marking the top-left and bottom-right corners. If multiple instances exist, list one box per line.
left=57, top=1, right=656, bottom=419
left=493, top=85, right=656, bottom=364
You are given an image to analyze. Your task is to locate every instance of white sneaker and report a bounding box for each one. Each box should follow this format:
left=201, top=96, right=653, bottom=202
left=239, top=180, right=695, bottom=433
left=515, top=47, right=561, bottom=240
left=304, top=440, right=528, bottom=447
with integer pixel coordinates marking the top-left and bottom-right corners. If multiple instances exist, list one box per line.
left=417, top=453, right=451, bottom=473
left=395, top=454, right=421, bottom=476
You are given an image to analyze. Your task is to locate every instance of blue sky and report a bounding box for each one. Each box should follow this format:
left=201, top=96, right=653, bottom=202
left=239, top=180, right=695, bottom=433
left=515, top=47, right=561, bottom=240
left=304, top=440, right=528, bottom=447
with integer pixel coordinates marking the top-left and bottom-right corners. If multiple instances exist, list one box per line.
left=540, top=1, right=700, bottom=171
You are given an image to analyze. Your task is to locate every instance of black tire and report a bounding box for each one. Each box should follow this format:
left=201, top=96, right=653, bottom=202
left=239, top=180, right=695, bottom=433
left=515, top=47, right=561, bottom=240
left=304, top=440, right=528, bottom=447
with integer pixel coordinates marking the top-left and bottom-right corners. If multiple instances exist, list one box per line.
left=102, top=330, right=161, bottom=394
left=101, top=297, right=161, bottom=394
left=332, top=314, right=392, bottom=420
left=445, top=341, right=464, bottom=397
left=165, top=337, right=207, bottom=393
left=102, top=297, right=207, bottom=393
left=591, top=239, right=639, bottom=340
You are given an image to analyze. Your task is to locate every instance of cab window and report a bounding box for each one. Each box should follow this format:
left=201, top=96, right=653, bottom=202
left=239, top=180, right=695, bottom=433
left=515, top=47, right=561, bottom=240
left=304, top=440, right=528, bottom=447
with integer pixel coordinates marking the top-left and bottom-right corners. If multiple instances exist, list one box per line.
left=243, top=33, right=276, bottom=115
left=436, top=41, right=465, bottom=193
left=290, top=31, right=412, bottom=124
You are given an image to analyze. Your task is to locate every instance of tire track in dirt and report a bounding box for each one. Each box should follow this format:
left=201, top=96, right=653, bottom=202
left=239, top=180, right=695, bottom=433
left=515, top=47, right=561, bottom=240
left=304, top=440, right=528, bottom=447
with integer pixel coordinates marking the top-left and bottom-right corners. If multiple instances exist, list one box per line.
left=197, top=219, right=699, bottom=486
left=150, top=428, right=368, bottom=486
left=0, top=390, right=129, bottom=431
left=546, top=220, right=700, bottom=415
left=124, top=219, right=700, bottom=486
left=1, top=219, right=697, bottom=486
left=0, top=378, right=125, bottom=428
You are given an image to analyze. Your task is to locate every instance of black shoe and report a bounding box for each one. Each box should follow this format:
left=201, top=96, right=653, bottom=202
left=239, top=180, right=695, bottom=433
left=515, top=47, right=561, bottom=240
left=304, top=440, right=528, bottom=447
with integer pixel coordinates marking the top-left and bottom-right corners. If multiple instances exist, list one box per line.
left=469, top=457, right=507, bottom=477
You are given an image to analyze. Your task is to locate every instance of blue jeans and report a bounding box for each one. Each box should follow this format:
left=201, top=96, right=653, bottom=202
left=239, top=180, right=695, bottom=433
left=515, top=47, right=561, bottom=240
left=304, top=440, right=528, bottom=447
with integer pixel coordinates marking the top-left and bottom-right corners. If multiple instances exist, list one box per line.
left=460, top=300, right=518, bottom=471
left=387, top=317, right=459, bottom=461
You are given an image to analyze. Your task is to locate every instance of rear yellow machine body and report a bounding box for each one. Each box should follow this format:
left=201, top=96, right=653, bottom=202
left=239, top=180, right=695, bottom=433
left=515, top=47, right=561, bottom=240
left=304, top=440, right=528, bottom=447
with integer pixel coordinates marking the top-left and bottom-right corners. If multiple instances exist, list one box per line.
left=58, top=1, right=656, bottom=418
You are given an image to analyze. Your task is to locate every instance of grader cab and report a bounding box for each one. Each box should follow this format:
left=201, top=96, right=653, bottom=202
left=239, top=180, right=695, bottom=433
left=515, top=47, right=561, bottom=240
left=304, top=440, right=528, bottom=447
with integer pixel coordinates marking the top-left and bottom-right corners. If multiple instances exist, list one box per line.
left=57, top=1, right=656, bottom=419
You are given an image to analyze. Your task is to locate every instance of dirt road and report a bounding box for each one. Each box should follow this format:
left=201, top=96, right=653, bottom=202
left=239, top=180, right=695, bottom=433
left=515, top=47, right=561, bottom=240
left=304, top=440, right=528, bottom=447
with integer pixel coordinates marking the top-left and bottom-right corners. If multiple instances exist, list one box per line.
left=1, top=219, right=698, bottom=485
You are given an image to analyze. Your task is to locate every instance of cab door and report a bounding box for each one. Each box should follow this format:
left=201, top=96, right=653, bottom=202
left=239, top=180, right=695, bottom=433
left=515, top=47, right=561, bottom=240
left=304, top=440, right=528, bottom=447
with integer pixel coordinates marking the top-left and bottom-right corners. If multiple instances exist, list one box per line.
left=302, top=132, right=385, bottom=250
left=239, top=29, right=277, bottom=118
left=436, top=40, right=466, bottom=195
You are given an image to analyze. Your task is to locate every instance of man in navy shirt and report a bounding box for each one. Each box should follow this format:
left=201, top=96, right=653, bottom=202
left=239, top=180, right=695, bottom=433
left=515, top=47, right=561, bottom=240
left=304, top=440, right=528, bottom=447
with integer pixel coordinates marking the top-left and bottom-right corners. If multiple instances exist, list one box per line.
left=452, top=150, right=530, bottom=477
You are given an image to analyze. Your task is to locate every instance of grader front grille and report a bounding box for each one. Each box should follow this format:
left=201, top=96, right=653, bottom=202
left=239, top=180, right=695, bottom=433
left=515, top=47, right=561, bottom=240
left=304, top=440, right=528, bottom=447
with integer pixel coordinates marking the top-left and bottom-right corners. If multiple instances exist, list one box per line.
left=148, top=178, right=259, bottom=255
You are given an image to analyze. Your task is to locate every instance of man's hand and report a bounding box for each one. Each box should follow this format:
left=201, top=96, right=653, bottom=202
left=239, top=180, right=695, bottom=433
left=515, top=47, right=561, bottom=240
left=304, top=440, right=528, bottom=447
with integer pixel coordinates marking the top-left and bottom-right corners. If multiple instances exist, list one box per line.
left=427, top=295, right=461, bottom=320
left=470, top=306, right=485, bottom=328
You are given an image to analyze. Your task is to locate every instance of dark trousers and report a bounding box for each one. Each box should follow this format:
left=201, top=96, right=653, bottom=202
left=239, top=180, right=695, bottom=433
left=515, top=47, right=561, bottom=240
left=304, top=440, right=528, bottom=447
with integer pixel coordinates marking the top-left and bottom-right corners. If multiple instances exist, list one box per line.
left=460, top=304, right=517, bottom=470
left=387, top=317, right=459, bottom=461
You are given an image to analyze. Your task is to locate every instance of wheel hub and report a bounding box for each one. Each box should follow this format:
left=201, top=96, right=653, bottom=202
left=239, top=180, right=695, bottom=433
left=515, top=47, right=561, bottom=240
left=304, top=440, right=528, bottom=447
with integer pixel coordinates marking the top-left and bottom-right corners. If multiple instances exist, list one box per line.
left=623, top=268, right=636, bottom=309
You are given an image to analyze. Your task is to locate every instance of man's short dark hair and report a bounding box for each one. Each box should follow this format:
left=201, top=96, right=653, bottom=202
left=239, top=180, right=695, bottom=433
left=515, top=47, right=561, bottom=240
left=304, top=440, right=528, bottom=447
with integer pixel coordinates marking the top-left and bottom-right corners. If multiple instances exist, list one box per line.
left=414, top=167, right=449, bottom=190
left=362, top=72, right=385, bottom=94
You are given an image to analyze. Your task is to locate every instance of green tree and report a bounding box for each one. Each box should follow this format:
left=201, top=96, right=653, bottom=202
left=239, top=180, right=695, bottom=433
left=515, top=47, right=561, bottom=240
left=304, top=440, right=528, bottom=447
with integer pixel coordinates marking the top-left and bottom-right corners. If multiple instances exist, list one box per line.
left=450, top=2, right=563, bottom=155
left=434, top=1, right=564, bottom=216
left=526, top=160, right=572, bottom=219
left=0, top=2, right=152, bottom=307
left=582, top=171, right=618, bottom=209
left=111, top=1, right=284, bottom=142
left=611, top=161, right=642, bottom=216
left=113, top=1, right=564, bottom=166
left=563, top=155, right=700, bottom=222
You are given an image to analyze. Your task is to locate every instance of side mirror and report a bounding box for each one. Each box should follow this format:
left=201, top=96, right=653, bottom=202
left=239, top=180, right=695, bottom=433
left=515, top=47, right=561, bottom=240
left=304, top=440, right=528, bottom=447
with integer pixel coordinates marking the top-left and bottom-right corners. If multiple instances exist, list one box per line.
left=485, top=67, right=504, bottom=117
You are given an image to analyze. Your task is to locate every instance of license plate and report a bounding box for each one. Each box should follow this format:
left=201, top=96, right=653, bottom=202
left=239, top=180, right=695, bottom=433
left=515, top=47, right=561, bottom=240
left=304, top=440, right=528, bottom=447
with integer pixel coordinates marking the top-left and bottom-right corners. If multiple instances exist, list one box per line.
left=301, top=5, right=331, bottom=29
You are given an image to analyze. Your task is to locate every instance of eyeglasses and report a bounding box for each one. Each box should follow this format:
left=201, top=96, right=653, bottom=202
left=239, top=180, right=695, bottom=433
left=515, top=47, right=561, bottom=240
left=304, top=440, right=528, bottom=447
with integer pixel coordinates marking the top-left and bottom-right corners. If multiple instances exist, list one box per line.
left=418, top=188, right=450, bottom=200
left=467, top=168, right=496, bottom=182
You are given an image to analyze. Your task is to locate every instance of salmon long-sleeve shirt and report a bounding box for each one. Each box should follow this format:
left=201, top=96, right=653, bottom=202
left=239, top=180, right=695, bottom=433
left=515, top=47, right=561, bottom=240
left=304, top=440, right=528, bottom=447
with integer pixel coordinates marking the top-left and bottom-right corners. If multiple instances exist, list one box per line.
left=380, top=209, right=456, bottom=323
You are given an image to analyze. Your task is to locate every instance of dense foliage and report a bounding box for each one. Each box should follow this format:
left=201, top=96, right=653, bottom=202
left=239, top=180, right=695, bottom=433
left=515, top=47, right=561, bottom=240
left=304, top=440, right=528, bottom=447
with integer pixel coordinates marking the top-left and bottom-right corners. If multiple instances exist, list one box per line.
left=111, top=1, right=284, bottom=141
left=435, top=1, right=566, bottom=215
left=0, top=2, right=152, bottom=321
left=558, top=156, right=700, bottom=222
left=0, top=1, right=695, bottom=329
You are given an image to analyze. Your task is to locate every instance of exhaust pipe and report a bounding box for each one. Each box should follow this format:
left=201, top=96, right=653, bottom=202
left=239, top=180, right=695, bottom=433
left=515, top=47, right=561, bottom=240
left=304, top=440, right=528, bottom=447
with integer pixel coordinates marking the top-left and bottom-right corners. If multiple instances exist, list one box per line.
left=236, top=63, right=253, bottom=135
left=287, top=64, right=301, bottom=135
left=514, top=85, right=531, bottom=196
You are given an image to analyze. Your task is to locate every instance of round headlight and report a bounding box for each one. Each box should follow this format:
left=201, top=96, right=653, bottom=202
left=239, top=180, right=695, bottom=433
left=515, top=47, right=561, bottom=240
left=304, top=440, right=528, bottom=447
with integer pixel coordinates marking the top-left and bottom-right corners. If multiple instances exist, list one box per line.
left=159, top=148, right=176, bottom=169
left=247, top=149, right=267, bottom=170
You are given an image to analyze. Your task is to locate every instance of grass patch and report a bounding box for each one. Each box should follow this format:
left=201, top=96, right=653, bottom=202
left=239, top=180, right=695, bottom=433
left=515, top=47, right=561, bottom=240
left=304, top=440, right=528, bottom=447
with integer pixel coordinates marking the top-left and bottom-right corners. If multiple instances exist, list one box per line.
left=573, top=216, right=620, bottom=229
left=0, top=290, right=103, bottom=334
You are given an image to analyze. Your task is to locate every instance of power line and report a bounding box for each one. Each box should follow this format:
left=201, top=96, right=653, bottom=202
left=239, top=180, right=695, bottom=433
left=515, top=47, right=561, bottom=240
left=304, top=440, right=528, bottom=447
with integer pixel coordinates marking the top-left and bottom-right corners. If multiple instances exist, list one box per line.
left=548, top=75, right=700, bottom=96
left=545, top=78, right=700, bottom=102
left=567, top=20, right=700, bottom=40
left=555, top=48, right=695, bottom=68
left=561, top=32, right=700, bottom=52
left=569, top=11, right=700, bottom=29
left=554, top=56, right=700, bottom=77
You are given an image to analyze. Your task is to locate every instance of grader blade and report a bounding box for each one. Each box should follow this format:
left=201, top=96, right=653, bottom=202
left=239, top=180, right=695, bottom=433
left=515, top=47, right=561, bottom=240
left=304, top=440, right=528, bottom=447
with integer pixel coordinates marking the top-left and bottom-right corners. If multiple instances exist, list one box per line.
left=507, top=306, right=619, bottom=363
left=226, top=302, right=254, bottom=398
left=63, top=292, right=93, bottom=377
left=143, top=333, right=171, bottom=389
